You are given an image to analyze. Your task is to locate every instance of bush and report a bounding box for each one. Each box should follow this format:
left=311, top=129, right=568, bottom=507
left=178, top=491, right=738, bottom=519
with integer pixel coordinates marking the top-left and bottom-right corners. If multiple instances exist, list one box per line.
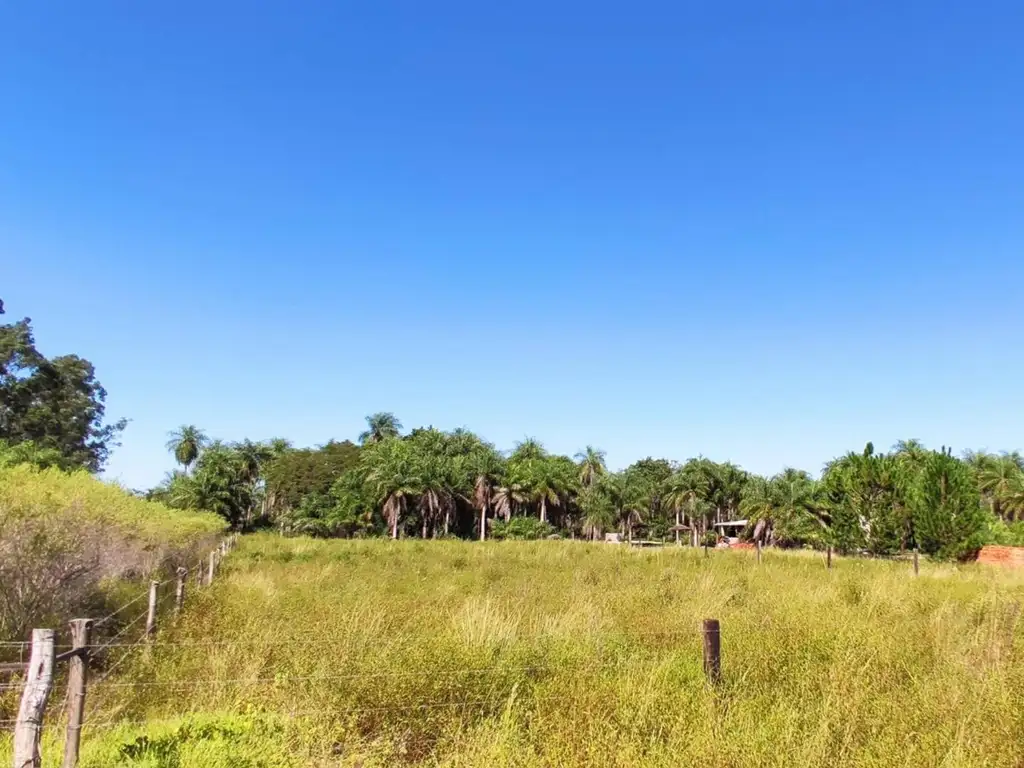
left=0, top=464, right=224, bottom=640
left=490, top=517, right=556, bottom=540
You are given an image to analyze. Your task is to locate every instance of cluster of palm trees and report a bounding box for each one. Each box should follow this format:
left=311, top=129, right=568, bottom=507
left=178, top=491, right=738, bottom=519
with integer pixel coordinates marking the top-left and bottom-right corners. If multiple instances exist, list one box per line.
left=152, top=426, right=286, bottom=528
left=151, top=415, right=1024, bottom=559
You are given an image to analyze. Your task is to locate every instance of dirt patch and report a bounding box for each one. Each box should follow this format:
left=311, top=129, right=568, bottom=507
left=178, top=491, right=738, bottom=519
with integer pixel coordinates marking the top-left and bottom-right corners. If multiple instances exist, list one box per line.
left=977, top=545, right=1024, bottom=568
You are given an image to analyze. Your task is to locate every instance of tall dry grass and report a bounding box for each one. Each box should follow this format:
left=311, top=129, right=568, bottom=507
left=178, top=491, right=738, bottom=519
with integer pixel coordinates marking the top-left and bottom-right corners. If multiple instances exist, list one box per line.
left=19, top=535, right=1024, bottom=766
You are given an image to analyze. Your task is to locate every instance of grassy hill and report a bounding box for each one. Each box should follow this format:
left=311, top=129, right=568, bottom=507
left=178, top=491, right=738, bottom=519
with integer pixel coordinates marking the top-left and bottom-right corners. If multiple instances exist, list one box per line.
left=33, top=534, right=1024, bottom=767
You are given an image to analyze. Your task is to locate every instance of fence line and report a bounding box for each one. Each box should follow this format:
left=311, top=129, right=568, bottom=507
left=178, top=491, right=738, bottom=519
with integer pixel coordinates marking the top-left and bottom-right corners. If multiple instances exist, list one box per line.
left=1, top=533, right=239, bottom=766
left=6, top=535, right=919, bottom=763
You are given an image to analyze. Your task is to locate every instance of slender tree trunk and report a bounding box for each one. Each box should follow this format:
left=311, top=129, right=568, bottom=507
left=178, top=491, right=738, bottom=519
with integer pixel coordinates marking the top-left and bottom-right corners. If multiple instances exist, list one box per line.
left=480, top=504, right=487, bottom=542
left=675, top=509, right=681, bottom=545
left=540, top=497, right=547, bottom=523
left=444, top=508, right=450, bottom=536
left=422, top=517, right=428, bottom=539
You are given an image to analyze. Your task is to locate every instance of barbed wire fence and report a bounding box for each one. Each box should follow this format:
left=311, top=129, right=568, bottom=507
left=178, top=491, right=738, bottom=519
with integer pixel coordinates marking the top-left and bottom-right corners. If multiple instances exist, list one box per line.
left=0, top=534, right=238, bottom=768
left=1, top=539, right=925, bottom=766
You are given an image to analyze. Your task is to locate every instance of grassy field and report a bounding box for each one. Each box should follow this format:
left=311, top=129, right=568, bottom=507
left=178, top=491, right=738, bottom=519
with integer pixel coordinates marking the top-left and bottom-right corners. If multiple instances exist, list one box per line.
left=16, top=535, right=1024, bottom=767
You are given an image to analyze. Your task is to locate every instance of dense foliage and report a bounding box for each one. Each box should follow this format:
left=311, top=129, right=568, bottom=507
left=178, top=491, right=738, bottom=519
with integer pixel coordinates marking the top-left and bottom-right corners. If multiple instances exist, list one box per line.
left=143, top=412, right=1024, bottom=560
left=0, top=317, right=126, bottom=471
left=0, top=463, right=223, bottom=639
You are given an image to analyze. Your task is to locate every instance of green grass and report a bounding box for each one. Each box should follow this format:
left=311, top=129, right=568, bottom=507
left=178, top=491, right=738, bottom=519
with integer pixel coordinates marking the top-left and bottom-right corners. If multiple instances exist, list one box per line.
left=16, top=535, right=1024, bottom=766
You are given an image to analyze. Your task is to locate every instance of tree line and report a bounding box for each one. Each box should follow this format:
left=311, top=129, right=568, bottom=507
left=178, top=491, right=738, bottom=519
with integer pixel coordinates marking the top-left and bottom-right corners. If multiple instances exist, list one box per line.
left=149, top=413, right=1024, bottom=560
left=3, top=311, right=1022, bottom=561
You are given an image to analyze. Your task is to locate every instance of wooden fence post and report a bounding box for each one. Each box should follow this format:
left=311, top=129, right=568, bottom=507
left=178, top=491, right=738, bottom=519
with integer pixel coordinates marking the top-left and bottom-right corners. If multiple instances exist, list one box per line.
left=827, top=546, right=833, bottom=570
left=13, top=628, right=55, bottom=768
left=145, top=581, right=159, bottom=638
left=913, top=548, right=920, bottom=577
left=702, top=619, right=721, bottom=685
left=61, top=619, right=93, bottom=768
left=174, top=567, right=188, bottom=616
left=208, top=550, right=216, bottom=585
left=756, top=541, right=762, bottom=564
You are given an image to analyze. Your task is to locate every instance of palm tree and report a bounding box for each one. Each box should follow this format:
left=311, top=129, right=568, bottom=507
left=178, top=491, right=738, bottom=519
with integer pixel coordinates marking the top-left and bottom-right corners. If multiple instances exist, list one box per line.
left=365, top=438, right=420, bottom=538
left=575, top=446, right=607, bottom=488
left=529, top=462, right=562, bottom=524
left=492, top=480, right=528, bottom=522
left=359, top=412, right=403, bottom=445
left=978, top=452, right=1024, bottom=520
left=232, top=439, right=273, bottom=526
left=166, top=425, right=208, bottom=474
left=601, top=472, right=647, bottom=543
left=510, top=438, right=546, bottom=463
left=893, top=439, right=929, bottom=476
left=578, top=485, right=615, bottom=540
left=662, top=470, right=706, bottom=545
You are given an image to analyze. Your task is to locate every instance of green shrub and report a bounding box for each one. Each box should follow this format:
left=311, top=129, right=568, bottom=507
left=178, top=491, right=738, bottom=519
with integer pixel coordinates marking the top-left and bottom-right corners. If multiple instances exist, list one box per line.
left=490, top=517, right=556, bottom=540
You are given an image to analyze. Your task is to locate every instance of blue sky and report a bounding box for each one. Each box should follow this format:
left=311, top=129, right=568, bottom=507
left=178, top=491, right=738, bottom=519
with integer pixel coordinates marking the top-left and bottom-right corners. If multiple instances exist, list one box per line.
left=3, top=1, right=1023, bottom=489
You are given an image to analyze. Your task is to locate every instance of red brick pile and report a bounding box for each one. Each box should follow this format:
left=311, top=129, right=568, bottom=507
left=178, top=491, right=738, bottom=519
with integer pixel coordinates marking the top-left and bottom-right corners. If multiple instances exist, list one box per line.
left=977, top=546, right=1024, bottom=568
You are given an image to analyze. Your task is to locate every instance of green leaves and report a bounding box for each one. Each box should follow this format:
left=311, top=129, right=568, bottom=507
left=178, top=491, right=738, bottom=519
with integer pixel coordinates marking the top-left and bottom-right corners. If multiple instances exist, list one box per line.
left=358, top=412, right=403, bottom=445
left=0, top=318, right=126, bottom=472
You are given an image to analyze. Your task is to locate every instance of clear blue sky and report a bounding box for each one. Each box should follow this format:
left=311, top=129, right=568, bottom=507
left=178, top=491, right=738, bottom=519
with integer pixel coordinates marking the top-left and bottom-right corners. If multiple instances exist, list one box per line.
left=3, top=1, right=1023, bottom=489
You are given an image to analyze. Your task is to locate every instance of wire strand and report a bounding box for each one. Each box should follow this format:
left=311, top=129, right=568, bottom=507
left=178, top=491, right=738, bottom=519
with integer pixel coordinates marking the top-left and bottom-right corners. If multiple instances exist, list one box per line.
left=88, top=664, right=554, bottom=690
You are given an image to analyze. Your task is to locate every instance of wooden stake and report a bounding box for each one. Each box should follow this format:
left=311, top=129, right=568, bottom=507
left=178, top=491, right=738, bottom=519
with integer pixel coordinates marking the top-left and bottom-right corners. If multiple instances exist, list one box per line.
left=14, top=628, right=55, bottom=768
left=61, top=619, right=93, bottom=768
left=827, top=546, right=833, bottom=570
left=702, top=619, right=721, bottom=685
left=756, top=541, right=762, bottom=564
left=208, top=550, right=216, bottom=585
left=145, top=581, right=159, bottom=638
left=913, top=547, right=920, bottom=576
left=174, top=567, right=188, bottom=616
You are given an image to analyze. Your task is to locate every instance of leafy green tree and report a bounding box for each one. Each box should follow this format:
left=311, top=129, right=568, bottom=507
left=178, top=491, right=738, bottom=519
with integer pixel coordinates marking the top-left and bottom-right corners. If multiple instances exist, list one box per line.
left=359, top=412, right=402, bottom=445
left=908, top=447, right=985, bottom=559
left=820, top=444, right=907, bottom=554
left=165, top=425, right=209, bottom=474
left=0, top=439, right=65, bottom=469
left=263, top=440, right=360, bottom=517
left=0, top=318, right=126, bottom=471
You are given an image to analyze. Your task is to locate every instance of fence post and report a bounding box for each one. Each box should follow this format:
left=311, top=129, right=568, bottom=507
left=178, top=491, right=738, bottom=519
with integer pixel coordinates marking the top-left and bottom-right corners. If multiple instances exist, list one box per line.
left=827, top=546, right=833, bottom=570
left=756, top=541, right=762, bottom=564
left=702, top=619, right=721, bottom=685
left=913, top=548, right=920, bottom=577
left=208, top=550, right=216, bottom=585
left=145, top=581, right=159, bottom=638
left=13, top=628, right=55, bottom=768
left=61, top=619, right=93, bottom=768
left=174, top=567, right=188, bottom=616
